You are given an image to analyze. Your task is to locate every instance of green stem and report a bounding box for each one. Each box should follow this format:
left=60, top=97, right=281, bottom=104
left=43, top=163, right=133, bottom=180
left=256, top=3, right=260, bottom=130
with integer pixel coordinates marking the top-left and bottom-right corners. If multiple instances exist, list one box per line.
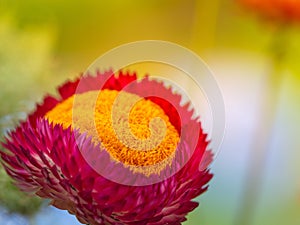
left=234, top=23, right=288, bottom=225
left=28, top=215, right=36, bottom=225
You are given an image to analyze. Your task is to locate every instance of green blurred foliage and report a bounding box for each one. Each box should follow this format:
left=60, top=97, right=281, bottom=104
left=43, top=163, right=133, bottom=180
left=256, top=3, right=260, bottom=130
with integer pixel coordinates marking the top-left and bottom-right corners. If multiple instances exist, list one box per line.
left=0, top=0, right=198, bottom=71
left=0, top=0, right=300, bottom=224
left=0, top=164, right=43, bottom=216
left=0, top=15, right=56, bottom=117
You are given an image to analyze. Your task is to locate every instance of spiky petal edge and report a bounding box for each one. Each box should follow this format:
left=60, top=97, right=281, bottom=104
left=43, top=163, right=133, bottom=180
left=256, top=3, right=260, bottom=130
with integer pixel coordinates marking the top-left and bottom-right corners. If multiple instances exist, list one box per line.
left=1, top=71, right=213, bottom=225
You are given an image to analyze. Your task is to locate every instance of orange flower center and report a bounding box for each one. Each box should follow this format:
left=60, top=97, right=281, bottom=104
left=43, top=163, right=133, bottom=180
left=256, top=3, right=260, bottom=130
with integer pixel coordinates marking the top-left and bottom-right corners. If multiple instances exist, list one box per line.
left=45, top=89, right=179, bottom=175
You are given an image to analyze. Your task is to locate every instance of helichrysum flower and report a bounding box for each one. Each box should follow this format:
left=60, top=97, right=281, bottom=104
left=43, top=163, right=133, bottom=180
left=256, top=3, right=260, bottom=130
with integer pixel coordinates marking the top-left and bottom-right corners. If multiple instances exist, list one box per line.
left=239, top=0, right=300, bottom=22
left=0, top=70, right=212, bottom=225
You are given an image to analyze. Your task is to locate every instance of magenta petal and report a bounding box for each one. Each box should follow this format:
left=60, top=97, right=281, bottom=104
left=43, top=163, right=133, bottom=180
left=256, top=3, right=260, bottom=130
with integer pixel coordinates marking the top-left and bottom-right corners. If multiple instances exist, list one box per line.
left=1, top=72, right=213, bottom=225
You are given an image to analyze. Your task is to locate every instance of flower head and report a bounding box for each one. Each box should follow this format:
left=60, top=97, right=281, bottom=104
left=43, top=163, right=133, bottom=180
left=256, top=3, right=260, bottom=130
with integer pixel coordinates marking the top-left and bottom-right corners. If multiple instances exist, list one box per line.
left=239, top=0, right=300, bottom=22
left=1, top=70, right=212, bottom=225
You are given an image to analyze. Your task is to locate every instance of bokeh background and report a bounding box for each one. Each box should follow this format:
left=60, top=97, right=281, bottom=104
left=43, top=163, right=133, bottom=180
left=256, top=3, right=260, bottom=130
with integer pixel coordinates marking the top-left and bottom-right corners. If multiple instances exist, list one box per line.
left=0, top=0, right=300, bottom=224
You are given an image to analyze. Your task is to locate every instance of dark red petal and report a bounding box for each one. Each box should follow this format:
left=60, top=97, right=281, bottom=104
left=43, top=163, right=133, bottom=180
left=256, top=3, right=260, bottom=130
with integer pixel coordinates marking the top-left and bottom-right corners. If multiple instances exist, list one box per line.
left=58, top=77, right=80, bottom=100
left=28, top=95, right=59, bottom=126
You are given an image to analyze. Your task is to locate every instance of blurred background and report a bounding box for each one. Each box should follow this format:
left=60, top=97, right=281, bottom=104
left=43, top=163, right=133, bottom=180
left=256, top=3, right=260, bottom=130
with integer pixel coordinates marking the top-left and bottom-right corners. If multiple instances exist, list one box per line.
left=0, top=0, right=300, bottom=224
